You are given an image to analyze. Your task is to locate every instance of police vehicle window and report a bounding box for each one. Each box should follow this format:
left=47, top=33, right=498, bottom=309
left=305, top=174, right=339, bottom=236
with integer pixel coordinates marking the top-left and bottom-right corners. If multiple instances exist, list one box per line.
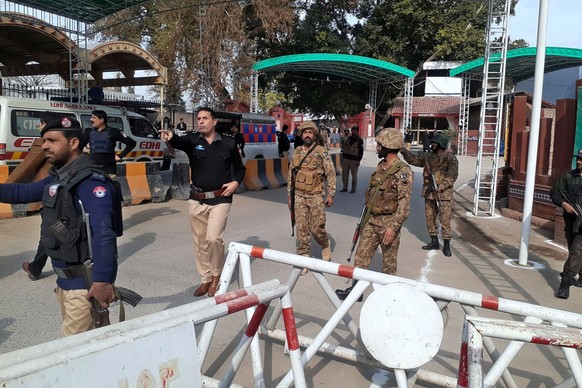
left=11, top=110, right=75, bottom=137
left=129, top=117, right=157, bottom=138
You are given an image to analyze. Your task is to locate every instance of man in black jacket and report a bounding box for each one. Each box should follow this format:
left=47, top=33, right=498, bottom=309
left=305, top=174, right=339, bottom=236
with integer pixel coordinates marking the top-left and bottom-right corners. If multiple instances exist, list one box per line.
left=161, top=107, right=246, bottom=297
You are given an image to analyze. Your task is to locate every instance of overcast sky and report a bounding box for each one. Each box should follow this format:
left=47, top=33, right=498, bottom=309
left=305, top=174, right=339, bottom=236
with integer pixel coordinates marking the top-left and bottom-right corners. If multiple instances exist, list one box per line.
left=508, top=0, right=582, bottom=48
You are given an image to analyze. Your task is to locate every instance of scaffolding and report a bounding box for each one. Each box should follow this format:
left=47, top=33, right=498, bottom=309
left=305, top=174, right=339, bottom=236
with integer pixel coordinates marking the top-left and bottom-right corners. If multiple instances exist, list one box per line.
left=472, top=0, right=511, bottom=217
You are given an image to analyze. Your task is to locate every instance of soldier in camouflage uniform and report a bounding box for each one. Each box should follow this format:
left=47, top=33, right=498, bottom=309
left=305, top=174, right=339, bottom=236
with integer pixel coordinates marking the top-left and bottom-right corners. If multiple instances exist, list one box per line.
left=335, top=128, right=413, bottom=301
left=288, top=121, right=336, bottom=274
left=400, top=133, right=459, bottom=257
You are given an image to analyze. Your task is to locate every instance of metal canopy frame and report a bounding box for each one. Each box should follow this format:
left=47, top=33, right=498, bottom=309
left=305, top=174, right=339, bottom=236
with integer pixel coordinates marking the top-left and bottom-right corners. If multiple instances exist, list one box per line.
left=450, top=46, right=582, bottom=84
left=251, top=53, right=415, bottom=129
left=5, top=0, right=149, bottom=23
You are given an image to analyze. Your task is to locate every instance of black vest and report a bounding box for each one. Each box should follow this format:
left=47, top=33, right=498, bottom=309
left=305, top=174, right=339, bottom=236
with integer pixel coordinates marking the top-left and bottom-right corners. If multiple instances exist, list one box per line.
left=89, top=128, right=116, bottom=154
left=40, top=157, right=123, bottom=263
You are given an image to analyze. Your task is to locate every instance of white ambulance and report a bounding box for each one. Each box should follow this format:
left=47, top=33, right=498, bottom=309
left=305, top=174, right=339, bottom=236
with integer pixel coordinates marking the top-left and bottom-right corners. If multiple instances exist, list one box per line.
left=0, top=96, right=168, bottom=167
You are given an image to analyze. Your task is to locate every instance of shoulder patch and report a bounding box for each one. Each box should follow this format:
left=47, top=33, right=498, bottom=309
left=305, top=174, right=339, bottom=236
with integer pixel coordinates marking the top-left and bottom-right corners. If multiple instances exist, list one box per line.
left=90, top=172, right=107, bottom=182
left=93, top=186, right=108, bottom=198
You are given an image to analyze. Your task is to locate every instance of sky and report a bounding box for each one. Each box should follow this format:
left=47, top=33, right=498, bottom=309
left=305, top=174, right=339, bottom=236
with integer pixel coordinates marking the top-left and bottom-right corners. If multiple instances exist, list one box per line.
left=508, top=0, right=582, bottom=48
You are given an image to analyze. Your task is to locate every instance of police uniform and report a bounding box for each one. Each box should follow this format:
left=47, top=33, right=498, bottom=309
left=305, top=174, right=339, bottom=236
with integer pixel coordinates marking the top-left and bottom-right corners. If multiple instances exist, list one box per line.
left=83, top=126, right=136, bottom=175
left=401, top=147, right=459, bottom=243
left=168, top=131, right=245, bottom=290
left=354, top=159, right=413, bottom=274
left=288, top=141, right=336, bottom=259
left=0, top=118, right=120, bottom=336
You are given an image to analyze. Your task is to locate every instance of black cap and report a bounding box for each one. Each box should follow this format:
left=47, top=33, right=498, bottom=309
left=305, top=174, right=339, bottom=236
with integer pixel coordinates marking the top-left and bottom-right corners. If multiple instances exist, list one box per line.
left=41, top=117, right=82, bottom=136
left=351, top=126, right=359, bottom=131
left=574, top=149, right=582, bottom=158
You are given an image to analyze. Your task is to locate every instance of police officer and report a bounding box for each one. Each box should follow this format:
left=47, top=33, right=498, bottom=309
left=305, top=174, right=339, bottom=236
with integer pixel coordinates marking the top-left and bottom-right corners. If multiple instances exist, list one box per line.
left=401, top=133, right=459, bottom=257
left=0, top=117, right=121, bottom=336
left=550, top=149, right=582, bottom=299
left=83, top=110, right=136, bottom=176
left=160, top=107, right=246, bottom=297
left=335, top=128, right=413, bottom=300
left=340, top=126, right=364, bottom=193
left=288, top=121, right=336, bottom=274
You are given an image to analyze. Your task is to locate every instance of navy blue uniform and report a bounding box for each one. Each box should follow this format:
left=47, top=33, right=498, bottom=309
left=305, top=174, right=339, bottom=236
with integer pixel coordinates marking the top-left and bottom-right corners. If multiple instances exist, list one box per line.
left=83, top=126, right=136, bottom=175
left=0, top=155, right=118, bottom=290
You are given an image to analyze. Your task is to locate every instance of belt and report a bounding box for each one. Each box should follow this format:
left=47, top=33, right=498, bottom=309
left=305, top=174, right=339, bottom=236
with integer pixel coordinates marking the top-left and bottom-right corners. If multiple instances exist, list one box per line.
left=190, top=187, right=225, bottom=200
left=53, top=264, right=85, bottom=279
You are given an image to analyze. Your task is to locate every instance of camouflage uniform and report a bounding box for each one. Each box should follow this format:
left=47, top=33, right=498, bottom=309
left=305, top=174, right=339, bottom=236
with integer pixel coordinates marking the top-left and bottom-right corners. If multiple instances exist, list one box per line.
left=354, top=159, right=413, bottom=274
left=401, top=148, right=459, bottom=239
left=288, top=143, right=336, bottom=257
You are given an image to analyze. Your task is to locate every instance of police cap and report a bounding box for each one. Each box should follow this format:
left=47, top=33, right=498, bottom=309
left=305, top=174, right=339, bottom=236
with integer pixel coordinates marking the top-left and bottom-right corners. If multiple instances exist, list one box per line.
left=41, top=117, right=83, bottom=136
left=573, top=149, right=582, bottom=158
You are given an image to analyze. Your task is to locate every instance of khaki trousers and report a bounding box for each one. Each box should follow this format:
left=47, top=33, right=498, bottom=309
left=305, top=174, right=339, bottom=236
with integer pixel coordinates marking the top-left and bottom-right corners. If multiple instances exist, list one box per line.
left=56, top=287, right=94, bottom=337
left=188, top=200, right=231, bottom=282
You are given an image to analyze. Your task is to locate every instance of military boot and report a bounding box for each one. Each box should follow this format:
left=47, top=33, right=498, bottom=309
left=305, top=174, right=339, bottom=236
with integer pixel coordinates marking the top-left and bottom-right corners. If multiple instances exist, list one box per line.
left=335, top=281, right=363, bottom=302
left=557, top=274, right=571, bottom=299
left=442, top=239, right=452, bottom=257
left=322, top=238, right=332, bottom=261
left=422, top=235, right=440, bottom=250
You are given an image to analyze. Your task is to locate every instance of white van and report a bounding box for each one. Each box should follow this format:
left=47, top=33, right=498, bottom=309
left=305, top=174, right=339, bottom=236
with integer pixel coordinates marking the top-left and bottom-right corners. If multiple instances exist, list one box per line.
left=0, top=96, right=168, bottom=167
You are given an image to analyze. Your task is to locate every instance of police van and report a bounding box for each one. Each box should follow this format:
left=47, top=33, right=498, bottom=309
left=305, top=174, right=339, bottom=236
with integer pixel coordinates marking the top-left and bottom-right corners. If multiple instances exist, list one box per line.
left=212, top=111, right=279, bottom=160
left=0, top=96, right=168, bottom=167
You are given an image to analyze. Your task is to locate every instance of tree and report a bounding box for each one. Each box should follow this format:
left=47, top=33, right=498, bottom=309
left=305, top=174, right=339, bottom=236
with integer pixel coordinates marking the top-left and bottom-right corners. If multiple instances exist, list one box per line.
left=92, top=0, right=294, bottom=109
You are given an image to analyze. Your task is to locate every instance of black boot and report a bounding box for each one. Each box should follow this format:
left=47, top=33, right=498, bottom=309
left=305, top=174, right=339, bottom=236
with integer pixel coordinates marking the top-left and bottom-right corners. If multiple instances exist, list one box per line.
left=422, top=235, right=440, bottom=250
left=442, top=239, right=452, bottom=257
left=335, top=281, right=363, bottom=302
left=557, top=275, right=571, bottom=299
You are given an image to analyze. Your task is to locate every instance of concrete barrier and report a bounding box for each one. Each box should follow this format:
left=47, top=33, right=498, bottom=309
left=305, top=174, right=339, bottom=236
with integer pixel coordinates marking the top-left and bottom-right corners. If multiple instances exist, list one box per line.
left=170, top=162, right=191, bottom=200
left=116, top=162, right=165, bottom=205
left=242, top=158, right=288, bottom=191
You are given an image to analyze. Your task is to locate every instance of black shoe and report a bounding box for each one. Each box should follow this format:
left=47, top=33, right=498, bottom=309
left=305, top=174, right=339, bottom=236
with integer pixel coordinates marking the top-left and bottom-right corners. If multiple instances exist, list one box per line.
left=335, top=287, right=363, bottom=302
left=442, top=240, right=452, bottom=257
left=340, top=189, right=347, bottom=192
left=557, top=277, right=571, bottom=299
left=22, top=261, right=39, bottom=281
left=349, top=190, right=356, bottom=193
left=422, top=236, right=440, bottom=250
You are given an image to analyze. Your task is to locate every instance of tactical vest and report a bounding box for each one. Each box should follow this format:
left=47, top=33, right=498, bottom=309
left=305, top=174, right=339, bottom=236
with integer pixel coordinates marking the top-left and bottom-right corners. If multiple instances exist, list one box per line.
left=366, top=161, right=406, bottom=215
left=89, top=128, right=116, bottom=154
left=40, top=159, right=123, bottom=263
left=293, top=146, right=326, bottom=194
left=342, top=138, right=360, bottom=157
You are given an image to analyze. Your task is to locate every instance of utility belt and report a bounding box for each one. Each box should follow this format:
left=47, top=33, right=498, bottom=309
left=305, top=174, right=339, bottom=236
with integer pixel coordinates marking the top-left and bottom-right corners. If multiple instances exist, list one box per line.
left=190, top=185, right=225, bottom=200
left=370, top=211, right=394, bottom=216
left=53, top=264, right=85, bottom=279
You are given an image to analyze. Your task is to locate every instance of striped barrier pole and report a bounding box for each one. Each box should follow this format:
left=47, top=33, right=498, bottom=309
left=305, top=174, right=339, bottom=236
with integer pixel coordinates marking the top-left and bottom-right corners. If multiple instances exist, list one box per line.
left=281, top=292, right=306, bottom=388
left=219, top=303, right=270, bottom=388
left=466, top=320, right=483, bottom=388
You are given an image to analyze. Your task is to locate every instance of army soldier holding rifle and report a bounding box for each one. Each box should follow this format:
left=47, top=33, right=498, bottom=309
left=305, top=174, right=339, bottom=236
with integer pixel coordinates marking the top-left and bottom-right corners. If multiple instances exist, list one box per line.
left=401, top=133, right=458, bottom=257
left=336, top=128, right=413, bottom=300
left=0, top=117, right=139, bottom=336
left=550, top=149, right=582, bottom=299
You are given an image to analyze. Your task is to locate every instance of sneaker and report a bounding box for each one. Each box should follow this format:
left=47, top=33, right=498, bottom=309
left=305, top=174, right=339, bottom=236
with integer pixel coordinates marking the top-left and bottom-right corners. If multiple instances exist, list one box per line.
left=22, top=261, right=39, bottom=281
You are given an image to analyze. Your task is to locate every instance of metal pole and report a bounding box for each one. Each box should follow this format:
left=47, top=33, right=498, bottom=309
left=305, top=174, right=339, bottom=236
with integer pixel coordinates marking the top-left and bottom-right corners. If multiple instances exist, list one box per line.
left=518, top=0, right=549, bottom=266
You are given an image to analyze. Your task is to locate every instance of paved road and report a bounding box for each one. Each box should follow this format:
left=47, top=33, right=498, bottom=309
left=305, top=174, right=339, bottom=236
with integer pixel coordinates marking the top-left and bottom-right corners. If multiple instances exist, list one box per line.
left=0, top=150, right=578, bottom=387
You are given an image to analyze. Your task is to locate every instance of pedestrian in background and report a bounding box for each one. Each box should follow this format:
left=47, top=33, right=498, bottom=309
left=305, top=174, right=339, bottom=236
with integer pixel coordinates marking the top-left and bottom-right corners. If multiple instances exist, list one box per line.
left=161, top=107, right=246, bottom=297
left=421, top=128, right=432, bottom=153
left=340, top=125, right=364, bottom=193
left=277, top=124, right=291, bottom=158
left=0, top=117, right=122, bottom=336
left=82, top=110, right=136, bottom=176
left=336, top=128, right=413, bottom=300
left=550, top=149, right=582, bottom=299
left=288, top=121, right=336, bottom=274
left=230, top=123, right=246, bottom=158
left=401, top=134, right=459, bottom=257
left=176, top=117, right=187, bottom=133
left=404, top=127, right=414, bottom=151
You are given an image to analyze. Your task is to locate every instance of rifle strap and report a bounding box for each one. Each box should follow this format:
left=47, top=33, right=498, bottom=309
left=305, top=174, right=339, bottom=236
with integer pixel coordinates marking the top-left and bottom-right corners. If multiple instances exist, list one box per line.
left=295, top=144, right=317, bottom=174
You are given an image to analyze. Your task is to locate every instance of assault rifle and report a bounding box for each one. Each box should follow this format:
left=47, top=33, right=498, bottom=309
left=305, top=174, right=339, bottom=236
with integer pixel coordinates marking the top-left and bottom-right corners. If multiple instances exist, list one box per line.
left=425, top=160, right=442, bottom=213
left=560, top=190, right=582, bottom=232
left=79, top=201, right=142, bottom=328
left=289, top=168, right=297, bottom=236
left=348, top=205, right=368, bottom=263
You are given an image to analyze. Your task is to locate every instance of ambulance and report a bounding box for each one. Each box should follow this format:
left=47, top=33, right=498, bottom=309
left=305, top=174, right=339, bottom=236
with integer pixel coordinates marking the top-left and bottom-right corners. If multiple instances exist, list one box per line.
left=0, top=96, right=168, bottom=167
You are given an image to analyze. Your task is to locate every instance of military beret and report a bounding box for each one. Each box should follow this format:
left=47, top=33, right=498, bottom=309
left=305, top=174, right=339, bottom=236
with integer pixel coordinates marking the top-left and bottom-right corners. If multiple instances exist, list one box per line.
left=41, top=116, right=83, bottom=136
